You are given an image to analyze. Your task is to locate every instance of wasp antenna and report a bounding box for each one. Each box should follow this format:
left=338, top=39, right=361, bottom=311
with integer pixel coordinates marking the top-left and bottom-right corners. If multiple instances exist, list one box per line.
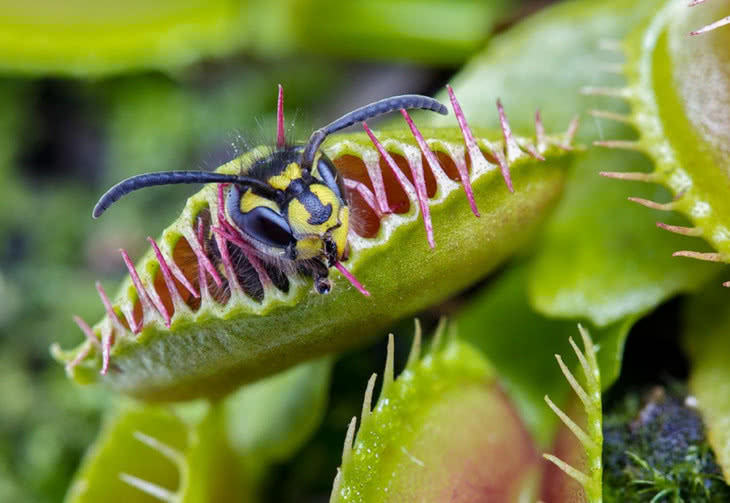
left=92, top=171, right=276, bottom=218
left=301, top=95, right=448, bottom=171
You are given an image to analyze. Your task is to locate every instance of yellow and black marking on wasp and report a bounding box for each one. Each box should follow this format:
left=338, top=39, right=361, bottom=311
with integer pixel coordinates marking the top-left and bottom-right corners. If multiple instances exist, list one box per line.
left=93, top=89, right=448, bottom=296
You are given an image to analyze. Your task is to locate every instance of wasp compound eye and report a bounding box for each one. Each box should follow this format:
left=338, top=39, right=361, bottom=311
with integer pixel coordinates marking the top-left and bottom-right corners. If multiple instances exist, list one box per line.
left=238, top=206, right=295, bottom=249
left=316, top=156, right=346, bottom=201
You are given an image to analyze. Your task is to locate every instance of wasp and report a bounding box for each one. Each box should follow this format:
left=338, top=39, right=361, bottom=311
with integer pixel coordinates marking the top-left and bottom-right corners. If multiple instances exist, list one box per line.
left=93, top=93, right=448, bottom=295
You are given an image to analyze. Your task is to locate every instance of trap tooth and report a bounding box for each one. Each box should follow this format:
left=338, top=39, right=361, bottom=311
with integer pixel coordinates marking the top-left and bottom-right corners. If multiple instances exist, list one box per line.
left=121, top=300, right=142, bottom=335
left=497, top=99, right=527, bottom=165
left=579, top=86, right=632, bottom=98
left=406, top=319, right=423, bottom=367
left=96, top=281, right=127, bottom=333
left=690, top=14, right=730, bottom=35
left=341, top=416, right=357, bottom=468
left=383, top=333, right=395, bottom=392
left=542, top=326, right=602, bottom=502
left=121, top=248, right=170, bottom=328
left=560, top=115, right=580, bottom=151
left=132, top=430, right=184, bottom=466
left=100, top=325, right=113, bottom=375
left=400, top=110, right=436, bottom=248
left=599, top=171, right=657, bottom=182
left=361, top=373, right=377, bottom=423
left=517, top=138, right=545, bottom=161
left=343, top=179, right=382, bottom=217
left=214, top=231, right=243, bottom=296
left=148, top=237, right=186, bottom=312
left=276, top=84, right=285, bottom=148
left=656, top=222, right=703, bottom=237
left=588, top=109, right=633, bottom=124
left=119, top=473, right=176, bottom=502
left=73, top=315, right=102, bottom=350
left=672, top=250, right=724, bottom=262
left=363, top=123, right=414, bottom=198
left=593, top=139, right=643, bottom=151
left=628, top=196, right=676, bottom=211
left=447, top=84, right=491, bottom=205
left=361, top=145, right=390, bottom=215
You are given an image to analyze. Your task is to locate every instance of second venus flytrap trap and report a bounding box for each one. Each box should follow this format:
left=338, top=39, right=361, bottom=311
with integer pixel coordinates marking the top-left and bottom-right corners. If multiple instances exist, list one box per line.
left=53, top=85, right=579, bottom=401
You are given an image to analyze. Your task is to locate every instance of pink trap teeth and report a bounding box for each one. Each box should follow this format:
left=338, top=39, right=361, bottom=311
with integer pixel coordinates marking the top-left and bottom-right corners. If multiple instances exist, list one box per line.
left=277, top=84, right=286, bottom=148
left=335, top=262, right=370, bottom=297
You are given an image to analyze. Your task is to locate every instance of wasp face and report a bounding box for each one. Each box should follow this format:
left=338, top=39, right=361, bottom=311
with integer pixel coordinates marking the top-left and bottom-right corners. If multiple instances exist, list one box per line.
left=226, top=148, right=349, bottom=273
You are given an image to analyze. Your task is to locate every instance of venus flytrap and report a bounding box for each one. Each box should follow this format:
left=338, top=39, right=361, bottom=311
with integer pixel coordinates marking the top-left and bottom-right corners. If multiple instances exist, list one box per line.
left=53, top=89, right=577, bottom=402
left=543, top=326, right=603, bottom=503
left=65, top=358, right=331, bottom=502
left=331, top=321, right=541, bottom=502
left=590, top=0, right=730, bottom=288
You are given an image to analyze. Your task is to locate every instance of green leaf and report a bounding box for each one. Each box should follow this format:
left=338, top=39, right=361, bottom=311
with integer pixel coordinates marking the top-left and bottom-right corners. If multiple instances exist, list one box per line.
left=683, top=281, right=730, bottom=482
left=226, top=357, right=332, bottom=478
left=331, top=325, right=541, bottom=502
left=54, top=113, right=575, bottom=401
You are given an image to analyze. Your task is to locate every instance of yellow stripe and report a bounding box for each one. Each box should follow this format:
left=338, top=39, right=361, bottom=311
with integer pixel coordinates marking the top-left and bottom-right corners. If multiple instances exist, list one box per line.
left=268, top=162, right=302, bottom=190
left=239, top=190, right=279, bottom=213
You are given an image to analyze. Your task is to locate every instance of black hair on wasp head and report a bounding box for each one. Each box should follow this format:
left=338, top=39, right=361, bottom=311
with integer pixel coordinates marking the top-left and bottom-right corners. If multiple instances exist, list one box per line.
left=91, top=94, right=447, bottom=218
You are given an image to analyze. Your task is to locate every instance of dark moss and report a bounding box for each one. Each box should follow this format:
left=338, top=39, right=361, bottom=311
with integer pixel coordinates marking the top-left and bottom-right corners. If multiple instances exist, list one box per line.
left=603, top=386, right=730, bottom=502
